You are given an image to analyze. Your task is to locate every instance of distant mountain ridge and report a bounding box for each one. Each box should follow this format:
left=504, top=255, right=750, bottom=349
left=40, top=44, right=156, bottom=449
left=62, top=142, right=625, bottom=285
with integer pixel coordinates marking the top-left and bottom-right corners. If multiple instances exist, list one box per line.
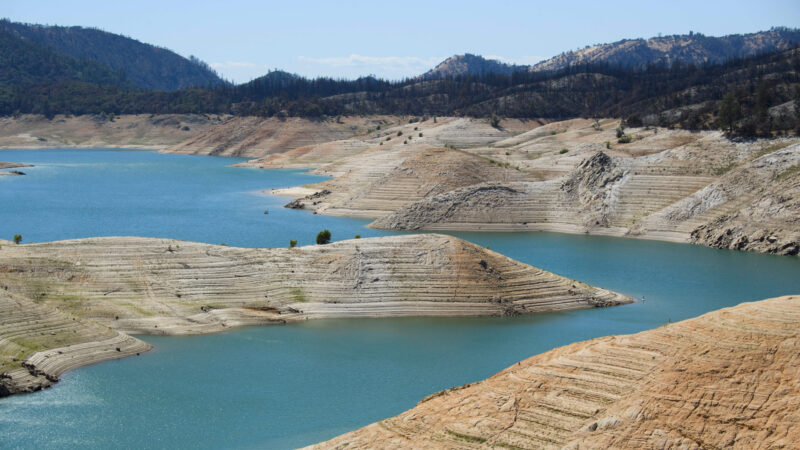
left=422, top=53, right=527, bottom=78
left=423, top=29, right=800, bottom=79
left=531, top=28, right=800, bottom=72
left=0, top=20, right=225, bottom=91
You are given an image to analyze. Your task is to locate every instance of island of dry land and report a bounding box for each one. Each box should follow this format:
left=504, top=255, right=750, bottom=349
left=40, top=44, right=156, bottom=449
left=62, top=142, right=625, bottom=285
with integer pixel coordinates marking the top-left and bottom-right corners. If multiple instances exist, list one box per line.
left=0, top=234, right=631, bottom=397
left=310, top=295, right=800, bottom=449
left=0, top=161, right=31, bottom=175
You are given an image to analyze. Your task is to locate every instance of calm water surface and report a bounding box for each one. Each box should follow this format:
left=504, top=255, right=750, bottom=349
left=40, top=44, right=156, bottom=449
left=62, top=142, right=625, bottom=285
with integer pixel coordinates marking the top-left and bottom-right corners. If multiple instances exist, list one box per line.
left=1, top=149, right=798, bottom=449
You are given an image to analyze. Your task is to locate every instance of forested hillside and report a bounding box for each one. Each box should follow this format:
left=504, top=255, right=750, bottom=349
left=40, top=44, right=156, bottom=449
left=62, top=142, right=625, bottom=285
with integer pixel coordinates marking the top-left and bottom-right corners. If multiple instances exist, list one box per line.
left=0, top=20, right=225, bottom=91
left=4, top=49, right=798, bottom=136
left=0, top=28, right=128, bottom=88
left=1, top=20, right=798, bottom=137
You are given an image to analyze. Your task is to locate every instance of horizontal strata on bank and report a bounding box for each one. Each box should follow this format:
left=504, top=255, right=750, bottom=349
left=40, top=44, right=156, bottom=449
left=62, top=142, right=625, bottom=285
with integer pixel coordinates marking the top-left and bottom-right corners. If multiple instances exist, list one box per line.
left=0, top=234, right=631, bottom=396
left=311, top=295, right=800, bottom=449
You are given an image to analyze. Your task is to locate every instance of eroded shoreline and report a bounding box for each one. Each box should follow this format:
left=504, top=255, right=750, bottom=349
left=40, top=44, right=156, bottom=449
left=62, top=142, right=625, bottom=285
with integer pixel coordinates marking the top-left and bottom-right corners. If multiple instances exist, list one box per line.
left=311, top=295, right=800, bottom=449
left=0, top=234, right=632, bottom=397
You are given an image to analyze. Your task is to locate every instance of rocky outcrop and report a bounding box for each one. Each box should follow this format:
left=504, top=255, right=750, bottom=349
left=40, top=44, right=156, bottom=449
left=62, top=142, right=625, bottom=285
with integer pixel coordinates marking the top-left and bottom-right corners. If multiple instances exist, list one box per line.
left=686, top=146, right=800, bottom=255
left=311, top=295, right=800, bottom=449
left=0, top=234, right=631, bottom=396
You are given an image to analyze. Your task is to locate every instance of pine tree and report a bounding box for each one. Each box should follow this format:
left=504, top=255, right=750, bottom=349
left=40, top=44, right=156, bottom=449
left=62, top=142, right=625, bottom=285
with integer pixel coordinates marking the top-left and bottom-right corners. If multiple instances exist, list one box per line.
left=718, top=93, right=741, bottom=133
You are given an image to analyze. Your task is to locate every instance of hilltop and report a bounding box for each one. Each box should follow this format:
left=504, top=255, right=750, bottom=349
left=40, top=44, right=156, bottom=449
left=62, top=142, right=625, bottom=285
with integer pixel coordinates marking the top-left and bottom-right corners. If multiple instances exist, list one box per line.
left=422, top=54, right=526, bottom=78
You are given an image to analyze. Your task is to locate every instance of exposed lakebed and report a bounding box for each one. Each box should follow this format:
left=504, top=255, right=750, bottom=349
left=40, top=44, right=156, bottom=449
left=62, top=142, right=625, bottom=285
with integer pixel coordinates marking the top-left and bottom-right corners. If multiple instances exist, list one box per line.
left=1, top=149, right=798, bottom=449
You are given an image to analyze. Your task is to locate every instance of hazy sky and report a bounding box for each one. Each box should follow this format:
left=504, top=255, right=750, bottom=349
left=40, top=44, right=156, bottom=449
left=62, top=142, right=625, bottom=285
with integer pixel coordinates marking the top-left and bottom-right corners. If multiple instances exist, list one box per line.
left=5, top=0, right=799, bottom=83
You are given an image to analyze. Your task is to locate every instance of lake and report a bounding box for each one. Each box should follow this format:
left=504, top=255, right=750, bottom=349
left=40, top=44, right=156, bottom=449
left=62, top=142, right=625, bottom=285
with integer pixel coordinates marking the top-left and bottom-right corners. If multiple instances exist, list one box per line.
left=1, top=149, right=798, bottom=449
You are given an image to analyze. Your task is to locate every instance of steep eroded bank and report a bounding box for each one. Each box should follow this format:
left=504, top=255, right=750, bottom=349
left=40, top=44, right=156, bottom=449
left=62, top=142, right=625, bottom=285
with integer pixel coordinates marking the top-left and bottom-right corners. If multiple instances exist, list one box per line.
left=311, top=295, right=800, bottom=449
left=0, top=234, right=631, bottom=397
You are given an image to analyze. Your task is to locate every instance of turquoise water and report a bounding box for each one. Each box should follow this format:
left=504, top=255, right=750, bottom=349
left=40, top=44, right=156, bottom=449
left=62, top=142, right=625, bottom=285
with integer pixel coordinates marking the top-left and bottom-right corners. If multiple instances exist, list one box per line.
left=0, top=149, right=798, bottom=449
left=0, top=148, right=391, bottom=248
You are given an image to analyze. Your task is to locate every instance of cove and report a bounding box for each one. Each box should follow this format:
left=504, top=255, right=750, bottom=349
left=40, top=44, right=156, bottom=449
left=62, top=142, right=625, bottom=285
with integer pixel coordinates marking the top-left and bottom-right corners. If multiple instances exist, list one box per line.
left=0, top=149, right=798, bottom=449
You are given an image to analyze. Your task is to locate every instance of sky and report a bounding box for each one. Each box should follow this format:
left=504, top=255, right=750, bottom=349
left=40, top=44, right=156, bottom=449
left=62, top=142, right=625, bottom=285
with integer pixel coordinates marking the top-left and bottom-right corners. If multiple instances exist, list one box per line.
left=4, top=0, right=799, bottom=83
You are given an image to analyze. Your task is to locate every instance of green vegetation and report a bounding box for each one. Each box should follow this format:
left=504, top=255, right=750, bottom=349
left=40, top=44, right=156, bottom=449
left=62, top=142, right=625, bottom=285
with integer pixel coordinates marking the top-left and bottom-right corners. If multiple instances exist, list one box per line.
left=559, top=148, right=569, bottom=154
left=490, top=113, right=501, bottom=128
left=289, top=239, right=297, bottom=248
left=354, top=234, right=361, bottom=239
left=13, top=234, right=21, bottom=244
left=290, top=288, right=308, bottom=303
left=0, top=20, right=223, bottom=91
left=316, top=229, right=331, bottom=245
left=776, top=163, right=800, bottom=181
left=445, top=430, right=487, bottom=444
left=0, top=21, right=798, bottom=138
left=617, top=134, right=633, bottom=143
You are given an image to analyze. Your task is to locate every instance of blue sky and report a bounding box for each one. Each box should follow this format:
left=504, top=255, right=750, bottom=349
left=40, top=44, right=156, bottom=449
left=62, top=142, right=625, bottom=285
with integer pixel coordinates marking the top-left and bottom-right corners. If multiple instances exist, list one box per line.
left=5, top=0, right=799, bottom=83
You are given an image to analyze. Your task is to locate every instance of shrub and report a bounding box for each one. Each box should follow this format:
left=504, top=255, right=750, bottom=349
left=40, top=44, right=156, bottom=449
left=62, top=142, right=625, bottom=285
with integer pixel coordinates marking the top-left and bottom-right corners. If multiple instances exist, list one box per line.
left=316, top=230, right=331, bottom=245
left=615, top=126, right=625, bottom=138
left=559, top=148, right=569, bottom=154
left=617, top=134, right=633, bottom=144
left=419, top=132, right=423, bottom=137
left=605, top=141, right=611, bottom=149
left=354, top=234, right=361, bottom=239
left=397, top=131, right=403, bottom=136
left=289, top=239, right=297, bottom=248
left=490, top=113, right=501, bottom=128
left=13, top=234, right=21, bottom=244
